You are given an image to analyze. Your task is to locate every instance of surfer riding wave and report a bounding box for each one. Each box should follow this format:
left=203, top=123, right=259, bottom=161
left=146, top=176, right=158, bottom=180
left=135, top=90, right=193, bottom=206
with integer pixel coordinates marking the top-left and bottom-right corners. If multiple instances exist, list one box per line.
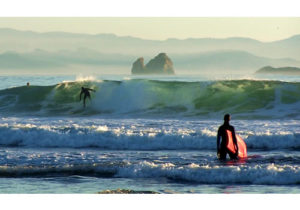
left=79, top=86, right=95, bottom=108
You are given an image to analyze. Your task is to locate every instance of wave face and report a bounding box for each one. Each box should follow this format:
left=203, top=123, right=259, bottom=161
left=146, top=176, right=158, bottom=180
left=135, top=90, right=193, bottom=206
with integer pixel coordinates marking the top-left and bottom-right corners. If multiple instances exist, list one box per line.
left=1, top=79, right=300, bottom=118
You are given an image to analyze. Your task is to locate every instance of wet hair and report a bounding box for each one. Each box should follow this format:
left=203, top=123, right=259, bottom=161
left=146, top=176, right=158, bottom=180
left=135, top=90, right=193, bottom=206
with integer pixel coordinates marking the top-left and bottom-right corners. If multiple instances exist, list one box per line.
left=224, top=114, right=230, bottom=122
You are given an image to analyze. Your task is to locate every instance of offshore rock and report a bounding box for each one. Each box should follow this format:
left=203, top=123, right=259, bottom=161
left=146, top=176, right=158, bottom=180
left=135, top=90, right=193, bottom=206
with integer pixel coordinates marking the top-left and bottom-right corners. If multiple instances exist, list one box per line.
left=131, top=57, right=146, bottom=74
left=131, top=53, right=175, bottom=75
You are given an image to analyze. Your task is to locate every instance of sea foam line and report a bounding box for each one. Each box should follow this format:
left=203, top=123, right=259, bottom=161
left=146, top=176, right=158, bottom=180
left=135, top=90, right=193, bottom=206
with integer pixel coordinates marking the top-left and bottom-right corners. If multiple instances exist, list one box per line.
left=0, top=161, right=300, bottom=185
left=0, top=123, right=300, bottom=150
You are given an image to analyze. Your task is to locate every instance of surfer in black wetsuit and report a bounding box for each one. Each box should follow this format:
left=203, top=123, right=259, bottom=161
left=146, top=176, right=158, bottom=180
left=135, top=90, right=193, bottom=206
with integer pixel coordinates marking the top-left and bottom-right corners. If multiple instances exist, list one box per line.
left=79, top=87, right=95, bottom=108
left=217, top=114, right=239, bottom=160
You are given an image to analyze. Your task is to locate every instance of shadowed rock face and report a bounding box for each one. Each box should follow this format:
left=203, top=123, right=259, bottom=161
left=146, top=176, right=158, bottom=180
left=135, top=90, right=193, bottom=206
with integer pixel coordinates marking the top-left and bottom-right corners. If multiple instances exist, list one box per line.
left=131, top=53, right=175, bottom=75
left=131, top=57, right=145, bottom=74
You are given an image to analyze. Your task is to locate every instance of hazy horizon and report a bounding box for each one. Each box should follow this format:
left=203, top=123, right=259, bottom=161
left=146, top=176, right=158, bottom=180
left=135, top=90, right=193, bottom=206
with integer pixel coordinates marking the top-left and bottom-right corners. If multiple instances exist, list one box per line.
left=0, top=17, right=300, bottom=42
left=0, top=17, right=299, bottom=75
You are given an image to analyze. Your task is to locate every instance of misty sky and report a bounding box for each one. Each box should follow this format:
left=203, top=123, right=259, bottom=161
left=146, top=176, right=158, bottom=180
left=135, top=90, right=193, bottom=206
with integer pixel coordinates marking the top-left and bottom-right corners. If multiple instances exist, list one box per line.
left=0, top=17, right=299, bottom=42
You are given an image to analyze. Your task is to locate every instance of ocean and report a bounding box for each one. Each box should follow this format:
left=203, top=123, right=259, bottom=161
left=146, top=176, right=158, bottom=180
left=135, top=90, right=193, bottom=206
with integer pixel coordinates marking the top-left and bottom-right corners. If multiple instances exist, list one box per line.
left=1, top=73, right=300, bottom=193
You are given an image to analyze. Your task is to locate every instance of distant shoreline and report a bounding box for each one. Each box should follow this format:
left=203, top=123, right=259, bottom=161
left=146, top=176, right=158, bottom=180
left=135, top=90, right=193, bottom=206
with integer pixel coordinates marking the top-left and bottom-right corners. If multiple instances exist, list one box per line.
left=255, top=66, right=300, bottom=75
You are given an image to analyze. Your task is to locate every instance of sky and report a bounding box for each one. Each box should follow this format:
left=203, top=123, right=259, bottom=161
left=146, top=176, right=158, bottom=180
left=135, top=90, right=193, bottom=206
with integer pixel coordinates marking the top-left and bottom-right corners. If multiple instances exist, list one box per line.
left=0, top=17, right=299, bottom=42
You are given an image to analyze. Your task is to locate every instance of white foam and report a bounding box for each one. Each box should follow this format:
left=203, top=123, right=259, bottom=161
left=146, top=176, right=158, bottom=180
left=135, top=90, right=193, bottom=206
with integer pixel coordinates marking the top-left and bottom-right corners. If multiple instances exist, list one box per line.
left=112, top=161, right=300, bottom=185
left=0, top=158, right=299, bottom=185
left=75, top=75, right=97, bottom=82
left=0, top=118, right=300, bottom=150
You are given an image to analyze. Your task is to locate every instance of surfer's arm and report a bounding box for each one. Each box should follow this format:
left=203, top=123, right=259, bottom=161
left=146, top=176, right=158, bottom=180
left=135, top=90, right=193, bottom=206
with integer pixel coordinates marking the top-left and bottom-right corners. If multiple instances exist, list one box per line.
left=87, top=88, right=95, bottom=92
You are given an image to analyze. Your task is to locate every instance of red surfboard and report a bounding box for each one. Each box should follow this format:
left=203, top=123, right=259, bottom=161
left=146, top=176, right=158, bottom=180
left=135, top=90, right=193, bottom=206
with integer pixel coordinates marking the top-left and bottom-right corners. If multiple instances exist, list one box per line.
left=226, top=130, right=247, bottom=158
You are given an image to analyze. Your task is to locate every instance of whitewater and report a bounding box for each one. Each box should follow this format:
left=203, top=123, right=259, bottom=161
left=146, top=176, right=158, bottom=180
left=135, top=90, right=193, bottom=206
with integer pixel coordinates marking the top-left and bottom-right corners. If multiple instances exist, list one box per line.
left=1, top=74, right=300, bottom=193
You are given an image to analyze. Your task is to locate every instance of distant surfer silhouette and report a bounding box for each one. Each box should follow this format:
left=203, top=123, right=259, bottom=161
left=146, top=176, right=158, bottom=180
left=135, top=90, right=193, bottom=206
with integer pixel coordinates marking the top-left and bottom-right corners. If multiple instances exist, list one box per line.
left=217, top=114, right=239, bottom=160
left=79, top=87, right=95, bottom=108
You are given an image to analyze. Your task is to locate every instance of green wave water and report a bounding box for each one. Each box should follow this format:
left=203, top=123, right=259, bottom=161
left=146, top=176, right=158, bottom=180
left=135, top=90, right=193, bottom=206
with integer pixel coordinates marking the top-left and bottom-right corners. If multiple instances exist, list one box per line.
left=0, top=79, right=300, bottom=118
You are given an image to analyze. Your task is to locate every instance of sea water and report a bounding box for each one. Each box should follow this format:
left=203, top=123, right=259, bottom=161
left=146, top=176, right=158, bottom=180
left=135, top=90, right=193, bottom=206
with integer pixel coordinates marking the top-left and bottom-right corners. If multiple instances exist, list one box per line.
left=1, top=74, right=300, bottom=194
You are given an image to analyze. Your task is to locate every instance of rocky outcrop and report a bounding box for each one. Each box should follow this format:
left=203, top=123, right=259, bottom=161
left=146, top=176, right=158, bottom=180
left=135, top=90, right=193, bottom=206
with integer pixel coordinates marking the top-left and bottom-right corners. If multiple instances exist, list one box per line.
left=98, top=188, right=159, bottom=194
left=131, top=53, right=175, bottom=75
left=131, top=57, right=145, bottom=74
left=256, top=66, right=300, bottom=75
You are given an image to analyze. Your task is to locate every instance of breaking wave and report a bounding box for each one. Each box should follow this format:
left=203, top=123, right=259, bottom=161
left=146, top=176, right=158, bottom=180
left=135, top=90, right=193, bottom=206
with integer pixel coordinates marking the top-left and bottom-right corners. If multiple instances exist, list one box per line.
left=1, top=160, right=300, bottom=185
left=1, top=122, right=300, bottom=150
left=1, top=79, right=300, bottom=119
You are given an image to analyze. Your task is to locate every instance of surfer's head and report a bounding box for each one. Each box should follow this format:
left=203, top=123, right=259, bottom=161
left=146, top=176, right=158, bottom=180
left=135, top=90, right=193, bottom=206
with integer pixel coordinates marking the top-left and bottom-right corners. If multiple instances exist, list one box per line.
left=224, top=114, right=230, bottom=123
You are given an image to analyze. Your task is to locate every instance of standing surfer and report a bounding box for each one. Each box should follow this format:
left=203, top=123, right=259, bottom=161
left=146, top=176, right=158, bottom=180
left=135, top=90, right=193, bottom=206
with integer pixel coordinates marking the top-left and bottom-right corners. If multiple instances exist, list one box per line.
left=217, top=114, right=239, bottom=160
left=79, top=87, right=96, bottom=108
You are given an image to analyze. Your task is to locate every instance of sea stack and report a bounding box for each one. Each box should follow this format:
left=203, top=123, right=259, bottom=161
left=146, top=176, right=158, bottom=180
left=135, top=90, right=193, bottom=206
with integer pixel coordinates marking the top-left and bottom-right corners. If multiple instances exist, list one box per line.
left=131, top=53, right=175, bottom=75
